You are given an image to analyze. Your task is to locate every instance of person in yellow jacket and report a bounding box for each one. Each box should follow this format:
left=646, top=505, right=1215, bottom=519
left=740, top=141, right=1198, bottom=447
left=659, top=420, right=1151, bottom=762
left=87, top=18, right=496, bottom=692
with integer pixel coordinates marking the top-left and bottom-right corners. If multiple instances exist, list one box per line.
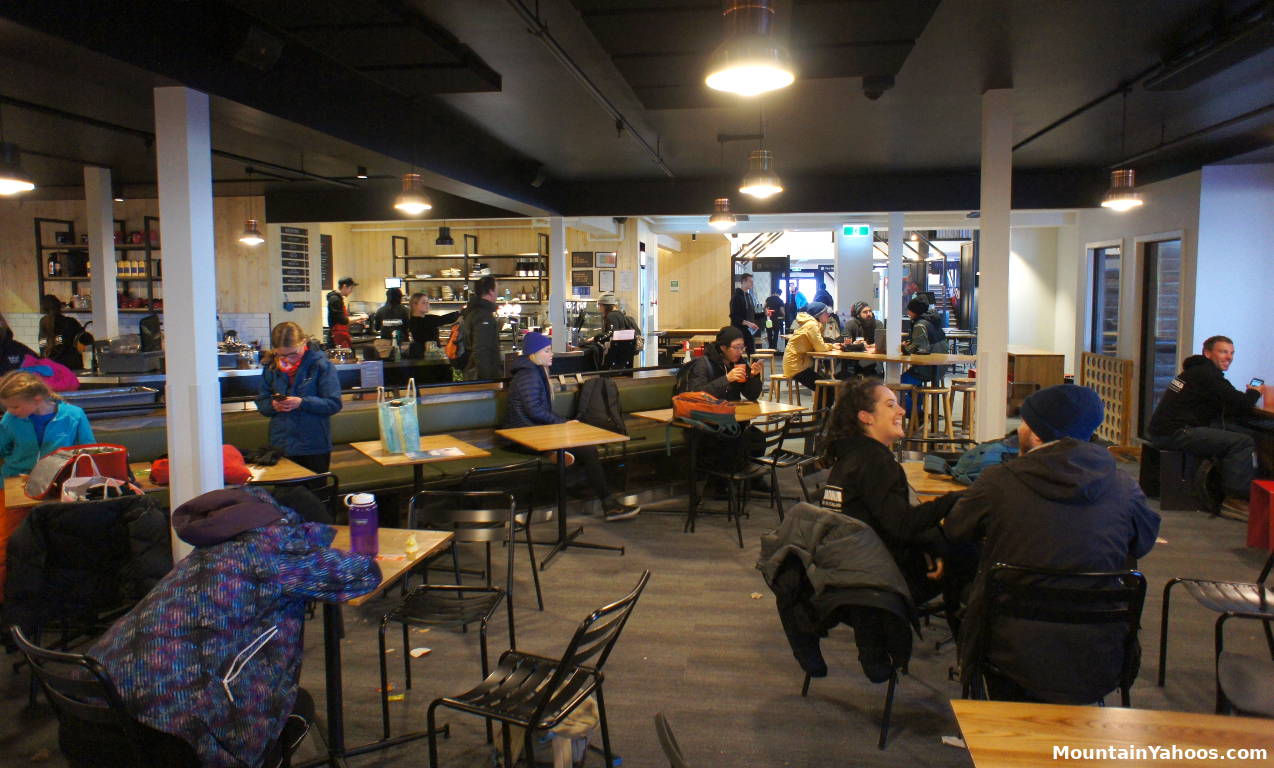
left=782, top=302, right=843, bottom=390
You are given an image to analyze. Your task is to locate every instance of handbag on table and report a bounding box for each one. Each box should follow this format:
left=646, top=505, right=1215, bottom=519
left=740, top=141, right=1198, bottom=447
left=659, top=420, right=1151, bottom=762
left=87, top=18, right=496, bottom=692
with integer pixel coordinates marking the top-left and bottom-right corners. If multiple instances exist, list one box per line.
left=24, top=444, right=129, bottom=500
left=377, top=379, right=420, bottom=455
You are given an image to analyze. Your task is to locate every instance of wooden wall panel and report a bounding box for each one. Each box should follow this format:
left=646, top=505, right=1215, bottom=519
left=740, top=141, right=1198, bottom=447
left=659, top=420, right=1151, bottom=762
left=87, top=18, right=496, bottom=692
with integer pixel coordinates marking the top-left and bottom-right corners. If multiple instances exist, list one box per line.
left=657, top=233, right=732, bottom=330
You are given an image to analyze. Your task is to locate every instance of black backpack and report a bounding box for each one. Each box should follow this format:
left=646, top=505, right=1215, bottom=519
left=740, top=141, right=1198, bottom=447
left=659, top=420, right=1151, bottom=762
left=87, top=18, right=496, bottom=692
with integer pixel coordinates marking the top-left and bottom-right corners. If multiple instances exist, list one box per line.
left=575, top=376, right=627, bottom=435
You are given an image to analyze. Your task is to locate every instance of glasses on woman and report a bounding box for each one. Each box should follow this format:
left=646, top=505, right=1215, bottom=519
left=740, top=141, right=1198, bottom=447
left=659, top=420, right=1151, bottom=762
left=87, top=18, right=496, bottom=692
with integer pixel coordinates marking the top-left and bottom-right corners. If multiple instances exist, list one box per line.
left=728, top=342, right=747, bottom=352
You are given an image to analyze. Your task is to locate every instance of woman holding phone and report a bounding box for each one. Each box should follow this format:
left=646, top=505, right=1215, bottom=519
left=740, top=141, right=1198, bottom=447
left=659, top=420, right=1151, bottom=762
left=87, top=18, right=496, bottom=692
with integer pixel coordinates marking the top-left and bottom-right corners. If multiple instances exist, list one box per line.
left=255, top=322, right=342, bottom=473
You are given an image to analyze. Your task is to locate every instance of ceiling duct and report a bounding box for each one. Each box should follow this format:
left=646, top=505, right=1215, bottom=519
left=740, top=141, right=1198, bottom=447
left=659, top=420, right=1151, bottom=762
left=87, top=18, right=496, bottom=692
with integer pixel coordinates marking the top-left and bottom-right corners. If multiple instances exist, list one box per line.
left=1145, top=2, right=1274, bottom=90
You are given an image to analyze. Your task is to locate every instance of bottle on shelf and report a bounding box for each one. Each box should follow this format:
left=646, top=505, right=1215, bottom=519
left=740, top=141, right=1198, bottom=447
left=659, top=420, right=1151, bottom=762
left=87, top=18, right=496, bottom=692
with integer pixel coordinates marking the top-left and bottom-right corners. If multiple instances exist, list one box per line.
left=48, top=252, right=61, bottom=277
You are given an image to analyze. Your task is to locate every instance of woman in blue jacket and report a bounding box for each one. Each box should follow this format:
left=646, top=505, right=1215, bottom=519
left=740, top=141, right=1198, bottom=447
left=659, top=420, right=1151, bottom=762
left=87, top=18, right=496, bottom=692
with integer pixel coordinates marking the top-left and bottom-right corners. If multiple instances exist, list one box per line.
left=255, top=322, right=342, bottom=474
left=504, top=332, right=638, bottom=521
left=0, top=370, right=95, bottom=479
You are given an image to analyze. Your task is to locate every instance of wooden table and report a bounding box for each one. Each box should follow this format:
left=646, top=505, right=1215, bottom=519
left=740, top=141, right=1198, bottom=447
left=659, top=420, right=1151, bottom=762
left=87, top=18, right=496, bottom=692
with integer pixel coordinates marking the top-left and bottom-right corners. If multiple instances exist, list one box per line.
left=902, top=460, right=966, bottom=500
left=810, top=349, right=977, bottom=384
left=311, top=526, right=452, bottom=763
left=951, top=699, right=1274, bottom=768
left=1008, top=346, right=1065, bottom=410
left=494, top=422, right=629, bottom=569
left=3, top=457, right=316, bottom=510
left=350, top=434, right=490, bottom=493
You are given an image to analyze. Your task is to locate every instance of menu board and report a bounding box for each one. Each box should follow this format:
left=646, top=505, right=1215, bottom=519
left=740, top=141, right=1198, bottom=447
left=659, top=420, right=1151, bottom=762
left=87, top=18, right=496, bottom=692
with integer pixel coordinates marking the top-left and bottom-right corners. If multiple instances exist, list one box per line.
left=320, top=234, right=333, bottom=291
left=280, top=226, right=310, bottom=294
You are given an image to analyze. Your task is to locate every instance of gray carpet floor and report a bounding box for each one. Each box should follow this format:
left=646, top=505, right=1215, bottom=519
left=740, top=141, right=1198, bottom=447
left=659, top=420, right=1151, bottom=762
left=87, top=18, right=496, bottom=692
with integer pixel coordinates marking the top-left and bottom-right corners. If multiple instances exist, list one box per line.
left=3, top=450, right=1272, bottom=767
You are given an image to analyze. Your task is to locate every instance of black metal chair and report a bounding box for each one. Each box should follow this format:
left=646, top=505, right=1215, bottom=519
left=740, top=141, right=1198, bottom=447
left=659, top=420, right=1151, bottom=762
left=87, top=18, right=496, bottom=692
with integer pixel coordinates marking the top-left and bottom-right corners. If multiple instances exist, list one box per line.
left=426, top=570, right=651, bottom=768
left=249, top=472, right=341, bottom=523
left=751, top=408, right=830, bottom=512
left=378, top=490, right=520, bottom=741
left=694, top=415, right=796, bottom=547
left=460, top=458, right=545, bottom=611
left=1217, top=652, right=1274, bottom=717
left=963, top=564, right=1147, bottom=706
left=1157, top=551, right=1274, bottom=711
left=654, top=713, right=691, bottom=768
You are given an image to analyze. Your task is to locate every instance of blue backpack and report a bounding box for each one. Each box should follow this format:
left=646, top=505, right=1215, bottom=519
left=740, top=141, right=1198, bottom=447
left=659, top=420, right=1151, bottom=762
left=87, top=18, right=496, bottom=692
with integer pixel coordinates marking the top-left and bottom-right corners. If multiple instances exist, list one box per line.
left=948, top=435, right=1019, bottom=485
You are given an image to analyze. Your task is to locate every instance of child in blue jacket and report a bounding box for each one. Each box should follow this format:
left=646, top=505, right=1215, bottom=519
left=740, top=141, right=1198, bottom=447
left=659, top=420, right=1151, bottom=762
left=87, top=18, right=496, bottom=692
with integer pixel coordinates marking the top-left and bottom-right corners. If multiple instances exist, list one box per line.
left=0, top=370, right=95, bottom=479
left=254, top=322, right=342, bottom=474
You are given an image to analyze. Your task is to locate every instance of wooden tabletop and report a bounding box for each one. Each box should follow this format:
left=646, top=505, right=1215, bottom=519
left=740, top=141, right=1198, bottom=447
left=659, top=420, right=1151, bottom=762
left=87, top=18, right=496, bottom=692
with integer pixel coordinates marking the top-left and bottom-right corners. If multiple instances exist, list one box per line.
left=349, top=434, right=490, bottom=468
left=951, top=699, right=1274, bottom=768
left=660, top=328, right=725, bottom=336
left=902, top=460, right=966, bottom=499
left=3, top=457, right=317, bottom=510
left=329, top=526, right=452, bottom=607
left=811, top=350, right=977, bottom=365
left=632, top=399, right=807, bottom=424
left=495, top=422, right=630, bottom=452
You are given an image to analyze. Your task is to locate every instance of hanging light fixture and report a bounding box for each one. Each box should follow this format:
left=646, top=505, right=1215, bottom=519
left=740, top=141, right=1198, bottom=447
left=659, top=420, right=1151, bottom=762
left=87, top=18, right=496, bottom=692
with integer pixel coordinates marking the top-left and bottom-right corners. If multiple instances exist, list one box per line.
left=394, top=172, right=432, bottom=216
left=0, top=103, right=33, bottom=195
left=1101, top=169, right=1143, bottom=212
left=355, top=165, right=369, bottom=179
left=435, top=222, right=455, bottom=246
left=705, top=0, right=795, bottom=97
left=739, top=149, right=783, bottom=198
left=708, top=197, right=737, bottom=231
left=238, top=167, right=265, bottom=246
left=112, top=182, right=124, bottom=203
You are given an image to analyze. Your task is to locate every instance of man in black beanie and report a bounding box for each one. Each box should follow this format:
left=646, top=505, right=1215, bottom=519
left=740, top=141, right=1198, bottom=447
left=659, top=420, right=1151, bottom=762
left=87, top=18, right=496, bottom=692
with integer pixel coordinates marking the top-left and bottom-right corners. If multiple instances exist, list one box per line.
left=899, top=298, right=948, bottom=414
left=676, top=325, right=767, bottom=488
left=944, top=384, right=1160, bottom=704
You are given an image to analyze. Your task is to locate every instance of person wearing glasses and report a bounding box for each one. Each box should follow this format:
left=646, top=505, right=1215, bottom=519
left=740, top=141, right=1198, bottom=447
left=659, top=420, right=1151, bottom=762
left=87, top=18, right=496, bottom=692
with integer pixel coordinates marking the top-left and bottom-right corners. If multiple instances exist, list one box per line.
left=255, top=322, right=343, bottom=474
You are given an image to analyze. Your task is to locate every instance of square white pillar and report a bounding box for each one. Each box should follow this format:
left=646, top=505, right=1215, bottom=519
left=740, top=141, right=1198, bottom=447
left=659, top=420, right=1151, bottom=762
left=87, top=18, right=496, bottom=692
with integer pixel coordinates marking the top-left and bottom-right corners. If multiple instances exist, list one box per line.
left=887, top=212, right=905, bottom=354
left=548, top=216, right=569, bottom=352
left=84, top=167, right=120, bottom=340
left=975, top=88, right=1013, bottom=442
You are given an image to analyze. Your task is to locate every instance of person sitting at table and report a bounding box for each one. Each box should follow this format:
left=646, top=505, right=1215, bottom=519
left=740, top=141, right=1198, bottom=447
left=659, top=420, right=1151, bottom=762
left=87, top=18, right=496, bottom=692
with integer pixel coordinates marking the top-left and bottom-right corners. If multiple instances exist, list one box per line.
left=782, top=301, right=842, bottom=391
left=844, top=301, right=882, bottom=377
left=84, top=487, right=380, bottom=768
left=820, top=376, right=965, bottom=603
left=504, top=332, right=640, bottom=522
left=404, top=292, right=459, bottom=359
left=255, top=322, right=343, bottom=474
left=899, top=298, right=949, bottom=416
left=943, top=385, right=1160, bottom=703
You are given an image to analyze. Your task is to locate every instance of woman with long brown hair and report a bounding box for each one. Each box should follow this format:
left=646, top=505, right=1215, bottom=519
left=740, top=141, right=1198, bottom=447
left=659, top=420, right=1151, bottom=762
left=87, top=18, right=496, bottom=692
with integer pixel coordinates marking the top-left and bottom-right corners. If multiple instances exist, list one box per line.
left=254, top=322, right=342, bottom=473
left=404, top=292, right=459, bottom=358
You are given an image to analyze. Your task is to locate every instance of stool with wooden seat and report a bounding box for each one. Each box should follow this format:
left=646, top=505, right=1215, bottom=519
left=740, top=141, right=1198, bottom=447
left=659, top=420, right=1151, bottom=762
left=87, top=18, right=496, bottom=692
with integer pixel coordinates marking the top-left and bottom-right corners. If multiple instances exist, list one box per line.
left=885, top=381, right=916, bottom=435
left=769, top=373, right=798, bottom=405
left=750, top=351, right=775, bottom=390
left=915, top=386, right=954, bottom=438
left=950, top=378, right=976, bottom=438
left=813, top=379, right=840, bottom=411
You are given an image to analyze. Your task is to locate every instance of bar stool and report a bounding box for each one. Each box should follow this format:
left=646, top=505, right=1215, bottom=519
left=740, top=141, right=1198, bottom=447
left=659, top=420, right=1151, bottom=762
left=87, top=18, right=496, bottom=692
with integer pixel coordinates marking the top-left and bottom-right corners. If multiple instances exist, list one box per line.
left=950, top=377, right=976, bottom=438
left=886, top=381, right=916, bottom=435
left=769, top=374, right=799, bottom=405
left=750, top=351, right=775, bottom=390
left=915, top=386, right=954, bottom=438
left=813, top=379, right=839, bottom=411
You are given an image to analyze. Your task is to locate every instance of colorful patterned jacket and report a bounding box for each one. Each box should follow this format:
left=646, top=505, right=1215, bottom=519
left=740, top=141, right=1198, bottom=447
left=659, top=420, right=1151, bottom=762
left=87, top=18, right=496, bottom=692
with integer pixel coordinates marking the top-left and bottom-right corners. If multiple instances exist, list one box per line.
left=88, top=488, right=380, bottom=767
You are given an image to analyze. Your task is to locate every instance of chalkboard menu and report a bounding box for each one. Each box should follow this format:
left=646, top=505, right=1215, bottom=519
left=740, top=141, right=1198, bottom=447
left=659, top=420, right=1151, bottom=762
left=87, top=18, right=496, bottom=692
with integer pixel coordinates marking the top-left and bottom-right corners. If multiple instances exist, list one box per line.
left=320, top=234, right=333, bottom=291
left=280, top=226, right=310, bottom=294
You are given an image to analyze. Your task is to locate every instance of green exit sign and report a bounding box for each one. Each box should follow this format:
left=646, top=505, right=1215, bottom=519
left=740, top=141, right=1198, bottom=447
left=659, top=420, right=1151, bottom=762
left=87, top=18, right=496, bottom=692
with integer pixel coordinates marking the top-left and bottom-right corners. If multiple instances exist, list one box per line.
left=842, top=225, right=871, bottom=237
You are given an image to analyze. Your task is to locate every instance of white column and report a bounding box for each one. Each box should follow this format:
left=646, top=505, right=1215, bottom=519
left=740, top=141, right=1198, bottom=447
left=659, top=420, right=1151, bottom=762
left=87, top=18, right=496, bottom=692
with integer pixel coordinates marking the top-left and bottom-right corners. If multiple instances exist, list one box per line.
left=833, top=225, right=873, bottom=321
left=548, top=216, right=569, bottom=353
left=887, top=213, right=905, bottom=356
left=975, top=88, right=1013, bottom=442
left=155, top=86, right=222, bottom=558
left=84, top=167, right=120, bottom=340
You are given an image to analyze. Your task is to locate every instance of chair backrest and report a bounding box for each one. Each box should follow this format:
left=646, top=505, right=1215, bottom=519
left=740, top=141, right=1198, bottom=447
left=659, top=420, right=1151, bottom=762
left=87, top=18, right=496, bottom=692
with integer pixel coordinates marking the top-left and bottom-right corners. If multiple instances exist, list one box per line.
left=782, top=408, right=830, bottom=454
left=408, top=489, right=519, bottom=591
left=654, top=713, right=691, bottom=768
left=10, top=625, right=147, bottom=763
left=460, top=458, right=541, bottom=517
left=253, top=473, right=341, bottom=522
left=755, top=414, right=792, bottom=454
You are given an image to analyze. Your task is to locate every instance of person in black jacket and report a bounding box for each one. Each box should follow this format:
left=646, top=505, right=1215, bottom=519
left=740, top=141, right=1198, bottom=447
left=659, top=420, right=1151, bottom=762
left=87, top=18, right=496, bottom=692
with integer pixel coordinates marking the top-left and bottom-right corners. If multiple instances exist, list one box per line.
left=38, top=295, right=90, bottom=370
left=820, top=376, right=963, bottom=602
left=460, top=276, right=503, bottom=381
left=729, top=273, right=759, bottom=355
left=0, top=313, right=36, bottom=375
left=676, top=326, right=767, bottom=485
left=1147, top=335, right=1273, bottom=513
left=595, top=293, right=642, bottom=370
left=404, top=292, right=459, bottom=358
left=945, top=385, right=1161, bottom=703
left=812, top=278, right=834, bottom=311
left=843, top=301, right=881, bottom=377
left=763, top=289, right=785, bottom=349
left=371, top=287, right=410, bottom=346
left=503, top=332, right=638, bottom=521
left=326, top=277, right=362, bottom=350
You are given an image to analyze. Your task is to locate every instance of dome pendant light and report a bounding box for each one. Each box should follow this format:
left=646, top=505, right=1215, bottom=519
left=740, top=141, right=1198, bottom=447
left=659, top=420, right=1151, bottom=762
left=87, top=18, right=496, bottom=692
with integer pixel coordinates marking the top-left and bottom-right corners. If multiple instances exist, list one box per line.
left=394, top=172, right=432, bottom=216
left=705, top=0, right=795, bottom=97
left=1101, top=169, right=1143, bottom=212
left=708, top=197, right=737, bottom=231
left=0, top=142, right=35, bottom=196
left=238, top=168, right=265, bottom=246
left=739, top=149, right=783, bottom=198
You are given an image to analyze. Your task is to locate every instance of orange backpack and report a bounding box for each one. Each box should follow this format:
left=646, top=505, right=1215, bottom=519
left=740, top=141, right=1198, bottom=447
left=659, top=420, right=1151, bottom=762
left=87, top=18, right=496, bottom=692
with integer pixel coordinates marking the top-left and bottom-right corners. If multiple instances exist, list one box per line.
left=672, top=391, right=741, bottom=437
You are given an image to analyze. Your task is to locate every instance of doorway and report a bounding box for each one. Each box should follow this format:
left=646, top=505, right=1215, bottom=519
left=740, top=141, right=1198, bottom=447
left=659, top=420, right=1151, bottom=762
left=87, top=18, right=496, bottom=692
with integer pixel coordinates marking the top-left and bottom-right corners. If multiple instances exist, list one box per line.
left=1138, top=239, right=1182, bottom=437
left=1089, top=245, right=1121, bottom=356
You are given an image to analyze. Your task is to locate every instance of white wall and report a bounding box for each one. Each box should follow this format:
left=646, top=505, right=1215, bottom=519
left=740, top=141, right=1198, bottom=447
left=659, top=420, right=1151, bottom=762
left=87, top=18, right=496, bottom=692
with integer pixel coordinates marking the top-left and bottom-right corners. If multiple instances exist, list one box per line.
left=1007, top=227, right=1059, bottom=353
left=1053, top=219, right=1080, bottom=372
left=1194, top=163, right=1274, bottom=387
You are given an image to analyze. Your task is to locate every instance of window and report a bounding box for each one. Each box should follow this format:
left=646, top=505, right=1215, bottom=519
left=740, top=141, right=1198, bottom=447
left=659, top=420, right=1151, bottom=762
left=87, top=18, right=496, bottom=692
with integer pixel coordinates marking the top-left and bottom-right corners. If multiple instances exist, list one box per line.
left=1089, top=246, right=1121, bottom=355
left=1139, top=239, right=1182, bottom=436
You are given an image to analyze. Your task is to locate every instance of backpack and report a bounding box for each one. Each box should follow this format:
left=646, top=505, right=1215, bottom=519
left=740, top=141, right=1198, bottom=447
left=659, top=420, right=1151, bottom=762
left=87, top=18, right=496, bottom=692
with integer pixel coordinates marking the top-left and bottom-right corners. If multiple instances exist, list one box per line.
left=671, top=392, right=741, bottom=437
left=947, top=436, right=1019, bottom=485
left=575, top=377, right=627, bottom=435
left=444, top=312, right=468, bottom=370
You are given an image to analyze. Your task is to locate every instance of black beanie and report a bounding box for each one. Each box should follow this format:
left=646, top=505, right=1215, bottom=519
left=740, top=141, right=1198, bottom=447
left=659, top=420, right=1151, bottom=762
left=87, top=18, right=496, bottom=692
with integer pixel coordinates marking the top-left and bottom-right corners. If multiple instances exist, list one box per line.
left=907, top=298, right=929, bottom=315
left=1020, top=384, right=1105, bottom=443
left=715, top=325, right=745, bottom=348
left=851, top=301, right=870, bottom=318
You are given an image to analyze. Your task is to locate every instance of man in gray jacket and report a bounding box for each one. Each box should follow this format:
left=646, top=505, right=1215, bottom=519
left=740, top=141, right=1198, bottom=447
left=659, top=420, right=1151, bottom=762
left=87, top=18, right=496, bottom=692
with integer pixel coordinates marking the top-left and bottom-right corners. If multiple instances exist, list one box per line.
left=460, top=275, right=502, bottom=380
left=944, top=384, right=1161, bottom=703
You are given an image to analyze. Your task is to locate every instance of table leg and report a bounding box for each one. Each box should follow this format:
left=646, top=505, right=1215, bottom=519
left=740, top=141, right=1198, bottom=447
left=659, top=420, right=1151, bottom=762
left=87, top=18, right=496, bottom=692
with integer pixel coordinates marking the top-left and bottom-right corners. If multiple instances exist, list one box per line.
left=413, top=463, right=422, bottom=495
left=536, top=448, right=625, bottom=571
left=317, top=603, right=349, bottom=767
left=685, top=429, right=699, bottom=533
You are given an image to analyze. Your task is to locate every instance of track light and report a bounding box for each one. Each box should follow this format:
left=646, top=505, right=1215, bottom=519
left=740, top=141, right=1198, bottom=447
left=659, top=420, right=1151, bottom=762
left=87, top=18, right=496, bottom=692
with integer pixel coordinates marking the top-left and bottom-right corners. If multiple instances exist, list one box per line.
left=0, top=142, right=35, bottom=195
left=394, top=172, right=432, bottom=216
left=708, top=197, right=737, bottom=231
left=705, top=0, right=795, bottom=96
left=739, top=149, right=783, bottom=198
left=1101, top=169, right=1143, bottom=212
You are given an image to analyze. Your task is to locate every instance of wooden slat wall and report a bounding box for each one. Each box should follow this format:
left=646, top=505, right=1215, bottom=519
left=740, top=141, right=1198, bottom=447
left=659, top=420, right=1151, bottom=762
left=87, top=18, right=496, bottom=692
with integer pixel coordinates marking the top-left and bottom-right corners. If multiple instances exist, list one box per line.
left=0, top=196, right=269, bottom=314
left=657, top=233, right=732, bottom=330
left=1079, top=351, right=1134, bottom=446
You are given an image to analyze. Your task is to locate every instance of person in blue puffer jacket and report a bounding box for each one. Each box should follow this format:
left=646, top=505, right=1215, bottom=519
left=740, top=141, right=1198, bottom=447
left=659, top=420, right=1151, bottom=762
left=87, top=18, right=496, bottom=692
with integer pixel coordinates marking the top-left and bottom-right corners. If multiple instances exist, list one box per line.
left=504, top=332, right=638, bottom=521
left=255, top=322, right=343, bottom=474
left=0, top=370, right=94, bottom=479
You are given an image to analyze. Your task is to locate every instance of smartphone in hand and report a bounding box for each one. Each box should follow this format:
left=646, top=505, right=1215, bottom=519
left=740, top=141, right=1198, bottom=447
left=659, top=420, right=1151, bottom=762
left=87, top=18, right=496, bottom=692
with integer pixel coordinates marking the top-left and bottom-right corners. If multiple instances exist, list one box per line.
left=1251, top=378, right=1265, bottom=388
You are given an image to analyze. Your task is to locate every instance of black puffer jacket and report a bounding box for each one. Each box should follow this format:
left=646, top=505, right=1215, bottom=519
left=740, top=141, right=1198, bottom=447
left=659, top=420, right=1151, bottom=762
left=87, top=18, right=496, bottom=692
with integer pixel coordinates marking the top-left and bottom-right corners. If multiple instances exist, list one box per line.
left=758, top=503, right=915, bottom=683
left=0, top=327, right=36, bottom=375
left=1148, top=354, right=1260, bottom=437
left=5, top=493, right=173, bottom=635
left=944, top=438, right=1160, bottom=703
left=675, top=343, right=762, bottom=402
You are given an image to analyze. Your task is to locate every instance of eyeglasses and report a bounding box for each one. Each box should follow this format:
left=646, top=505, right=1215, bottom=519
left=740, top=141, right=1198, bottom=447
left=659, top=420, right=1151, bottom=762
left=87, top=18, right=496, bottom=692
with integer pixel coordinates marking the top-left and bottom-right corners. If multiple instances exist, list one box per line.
left=728, top=342, right=747, bottom=351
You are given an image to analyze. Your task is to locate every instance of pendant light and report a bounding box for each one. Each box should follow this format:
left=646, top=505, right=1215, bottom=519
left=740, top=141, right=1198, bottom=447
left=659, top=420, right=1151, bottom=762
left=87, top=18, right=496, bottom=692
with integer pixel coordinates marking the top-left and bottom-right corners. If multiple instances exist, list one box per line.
left=394, top=172, right=432, bottom=216
left=238, top=168, right=265, bottom=246
left=435, top=221, right=455, bottom=246
left=739, top=149, right=783, bottom=198
left=0, top=106, right=34, bottom=195
left=1102, top=90, right=1143, bottom=212
left=708, top=197, right=737, bottom=231
left=705, top=0, right=795, bottom=97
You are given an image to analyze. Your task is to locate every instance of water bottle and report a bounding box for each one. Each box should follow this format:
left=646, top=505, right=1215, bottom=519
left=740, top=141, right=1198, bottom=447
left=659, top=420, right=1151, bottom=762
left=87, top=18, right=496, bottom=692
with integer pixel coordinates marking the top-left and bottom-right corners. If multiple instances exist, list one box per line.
left=344, top=493, right=379, bottom=556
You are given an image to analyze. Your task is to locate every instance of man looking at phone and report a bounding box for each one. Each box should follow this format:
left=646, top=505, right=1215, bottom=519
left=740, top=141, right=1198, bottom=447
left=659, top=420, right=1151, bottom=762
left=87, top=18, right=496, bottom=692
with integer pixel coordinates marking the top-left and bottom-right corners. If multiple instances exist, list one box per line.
left=1148, top=335, right=1274, bottom=514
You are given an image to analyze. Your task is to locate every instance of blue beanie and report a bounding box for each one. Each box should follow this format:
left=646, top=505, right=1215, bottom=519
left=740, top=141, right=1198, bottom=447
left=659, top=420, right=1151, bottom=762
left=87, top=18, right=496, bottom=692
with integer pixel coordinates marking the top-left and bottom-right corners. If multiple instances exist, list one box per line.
left=1020, top=384, right=1104, bottom=443
left=804, top=301, right=828, bottom=318
left=522, top=331, right=552, bottom=356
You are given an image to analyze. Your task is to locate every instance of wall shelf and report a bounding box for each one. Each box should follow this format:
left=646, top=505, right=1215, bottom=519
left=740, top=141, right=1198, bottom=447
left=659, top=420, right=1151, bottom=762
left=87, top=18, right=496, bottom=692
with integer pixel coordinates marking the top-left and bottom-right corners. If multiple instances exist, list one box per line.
left=35, top=215, right=163, bottom=313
